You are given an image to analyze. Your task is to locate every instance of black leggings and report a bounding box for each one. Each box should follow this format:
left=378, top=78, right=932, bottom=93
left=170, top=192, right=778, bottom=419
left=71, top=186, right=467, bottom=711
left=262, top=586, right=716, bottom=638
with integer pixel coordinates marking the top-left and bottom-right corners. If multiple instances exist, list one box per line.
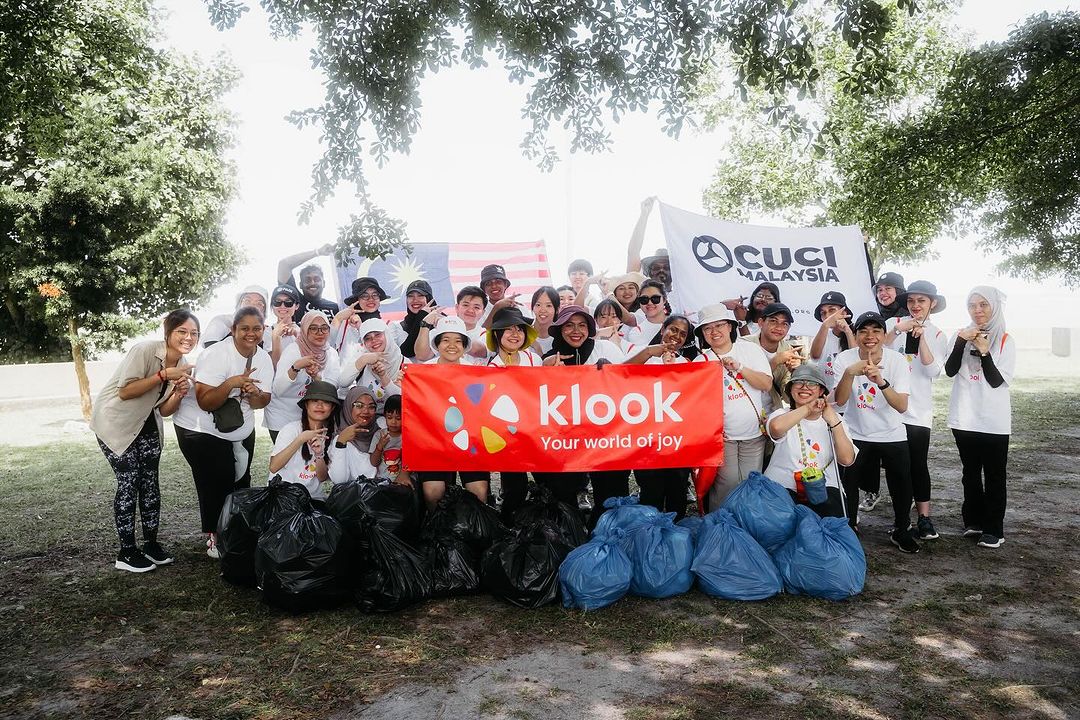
left=498, top=472, right=529, bottom=524
left=588, top=470, right=631, bottom=529
left=175, top=426, right=256, bottom=533
left=97, top=414, right=161, bottom=549
left=905, top=424, right=932, bottom=503
left=532, top=472, right=584, bottom=510
left=844, top=440, right=911, bottom=530
left=952, top=429, right=1009, bottom=537
left=636, top=468, right=689, bottom=521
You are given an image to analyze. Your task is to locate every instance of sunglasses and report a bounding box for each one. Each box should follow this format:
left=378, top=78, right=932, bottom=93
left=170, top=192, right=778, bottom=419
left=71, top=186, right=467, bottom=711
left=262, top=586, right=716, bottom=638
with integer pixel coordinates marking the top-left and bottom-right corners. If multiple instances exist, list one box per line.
left=638, top=295, right=664, bottom=305
left=272, top=299, right=296, bottom=307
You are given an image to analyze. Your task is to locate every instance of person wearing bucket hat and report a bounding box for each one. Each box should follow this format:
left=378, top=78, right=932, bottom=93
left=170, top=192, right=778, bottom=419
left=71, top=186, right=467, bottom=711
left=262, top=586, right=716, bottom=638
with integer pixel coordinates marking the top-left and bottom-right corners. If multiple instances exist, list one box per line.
left=267, top=380, right=340, bottom=501
left=268, top=284, right=303, bottom=367
left=486, top=307, right=542, bottom=366
left=887, top=280, right=949, bottom=541
left=810, top=290, right=856, bottom=392
left=331, top=276, right=390, bottom=352
left=944, top=286, right=1015, bottom=549
left=200, top=284, right=271, bottom=350
left=693, top=304, right=774, bottom=509
left=763, top=363, right=856, bottom=518
left=478, top=264, right=514, bottom=322
left=393, top=279, right=436, bottom=359
left=873, top=271, right=908, bottom=320
left=338, top=317, right=405, bottom=411
left=831, top=311, right=919, bottom=552
left=265, top=311, right=342, bottom=443
left=747, top=302, right=801, bottom=413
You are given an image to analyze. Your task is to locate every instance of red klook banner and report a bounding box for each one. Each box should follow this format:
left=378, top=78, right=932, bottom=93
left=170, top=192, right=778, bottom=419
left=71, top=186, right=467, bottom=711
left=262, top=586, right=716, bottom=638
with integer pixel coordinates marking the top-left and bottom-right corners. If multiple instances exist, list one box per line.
left=401, top=363, right=724, bottom=472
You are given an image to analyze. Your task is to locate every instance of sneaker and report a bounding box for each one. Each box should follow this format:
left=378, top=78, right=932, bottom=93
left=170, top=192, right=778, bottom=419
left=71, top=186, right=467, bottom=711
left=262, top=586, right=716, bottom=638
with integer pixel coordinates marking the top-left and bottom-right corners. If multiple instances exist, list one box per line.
left=916, top=516, right=939, bottom=541
left=890, top=528, right=921, bottom=554
left=206, top=533, right=220, bottom=559
left=963, top=526, right=983, bottom=538
left=977, top=533, right=1004, bottom=548
left=859, top=492, right=880, bottom=512
left=141, top=541, right=174, bottom=566
left=115, top=547, right=156, bottom=573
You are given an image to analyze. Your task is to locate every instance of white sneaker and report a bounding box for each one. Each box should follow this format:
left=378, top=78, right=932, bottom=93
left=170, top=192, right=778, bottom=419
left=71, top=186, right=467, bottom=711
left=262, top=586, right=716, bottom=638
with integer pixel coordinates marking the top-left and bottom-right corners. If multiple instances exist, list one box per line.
left=859, top=492, right=880, bottom=512
left=206, top=533, right=220, bottom=559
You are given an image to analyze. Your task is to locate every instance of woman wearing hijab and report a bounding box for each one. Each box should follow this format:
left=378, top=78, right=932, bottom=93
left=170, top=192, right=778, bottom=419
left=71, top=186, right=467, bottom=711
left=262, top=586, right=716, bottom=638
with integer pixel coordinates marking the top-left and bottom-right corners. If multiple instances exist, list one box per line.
left=268, top=284, right=303, bottom=368
left=268, top=380, right=339, bottom=500
left=328, top=386, right=381, bottom=483
left=530, top=286, right=560, bottom=355
left=338, top=317, right=405, bottom=410
left=90, top=309, right=198, bottom=573
left=265, top=311, right=341, bottom=442
left=393, top=280, right=435, bottom=359
left=945, top=287, right=1015, bottom=549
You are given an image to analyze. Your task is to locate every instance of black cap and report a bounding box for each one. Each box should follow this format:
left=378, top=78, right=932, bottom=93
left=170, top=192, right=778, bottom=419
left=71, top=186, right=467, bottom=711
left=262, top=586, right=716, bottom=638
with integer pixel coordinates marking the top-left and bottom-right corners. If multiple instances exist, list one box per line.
left=873, top=272, right=905, bottom=291
left=270, top=284, right=302, bottom=303
left=567, top=258, right=593, bottom=276
left=405, top=279, right=434, bottom=303
left=760, top=302, right=794, bottom=324
left=813, top=291, right=852, bottom=321
left=896, top=280, right=946, bottom=313
left=480, top=264, right=510, bottom=288
left=344, top=276, right=388, bottom=306
left=852, top=311, right=887, bottom=331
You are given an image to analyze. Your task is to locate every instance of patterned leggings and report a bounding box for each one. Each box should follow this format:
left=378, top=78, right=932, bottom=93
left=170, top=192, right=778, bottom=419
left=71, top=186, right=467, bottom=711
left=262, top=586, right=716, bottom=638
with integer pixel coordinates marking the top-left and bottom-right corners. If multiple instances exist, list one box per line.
left=97, top=415, right=161, bottom=549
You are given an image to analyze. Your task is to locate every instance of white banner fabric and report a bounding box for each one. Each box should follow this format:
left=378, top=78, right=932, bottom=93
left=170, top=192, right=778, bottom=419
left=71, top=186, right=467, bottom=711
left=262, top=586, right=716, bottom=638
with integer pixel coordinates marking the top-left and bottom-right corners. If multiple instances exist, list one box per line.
left=659, top=203, right=878, bottom=337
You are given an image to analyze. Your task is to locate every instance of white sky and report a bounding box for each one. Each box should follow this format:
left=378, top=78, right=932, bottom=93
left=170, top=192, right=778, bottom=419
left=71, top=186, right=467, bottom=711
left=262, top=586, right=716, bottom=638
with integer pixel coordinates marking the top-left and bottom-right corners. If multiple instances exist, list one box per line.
left=158, top=0, right=1079, bottom=335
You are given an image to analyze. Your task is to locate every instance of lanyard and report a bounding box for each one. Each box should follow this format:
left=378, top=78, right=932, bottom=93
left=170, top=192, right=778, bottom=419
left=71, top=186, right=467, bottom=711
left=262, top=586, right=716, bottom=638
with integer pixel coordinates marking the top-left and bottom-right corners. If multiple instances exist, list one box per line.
left=795, top=420, right=834, bottom=472
left=725, top=366, right=766, bottom=435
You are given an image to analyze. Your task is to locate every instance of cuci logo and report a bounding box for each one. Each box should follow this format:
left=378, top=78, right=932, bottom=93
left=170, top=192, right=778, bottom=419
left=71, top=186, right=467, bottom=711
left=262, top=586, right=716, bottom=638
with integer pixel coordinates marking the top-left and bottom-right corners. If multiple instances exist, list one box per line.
left=692, top=235, right=734, bottom=274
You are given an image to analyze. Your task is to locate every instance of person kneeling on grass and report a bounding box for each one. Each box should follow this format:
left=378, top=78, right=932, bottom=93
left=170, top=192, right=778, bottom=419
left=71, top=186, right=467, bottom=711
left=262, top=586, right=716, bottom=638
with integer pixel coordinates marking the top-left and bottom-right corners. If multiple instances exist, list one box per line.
left=765, top=363, right=856, bottom=519
left=267, top=380, right=339, bottom=502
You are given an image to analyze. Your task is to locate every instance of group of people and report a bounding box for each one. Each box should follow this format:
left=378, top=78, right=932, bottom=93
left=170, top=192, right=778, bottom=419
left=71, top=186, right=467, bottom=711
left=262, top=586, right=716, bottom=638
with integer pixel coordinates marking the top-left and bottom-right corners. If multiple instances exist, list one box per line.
left=90, top=202, right=1015, bottom=574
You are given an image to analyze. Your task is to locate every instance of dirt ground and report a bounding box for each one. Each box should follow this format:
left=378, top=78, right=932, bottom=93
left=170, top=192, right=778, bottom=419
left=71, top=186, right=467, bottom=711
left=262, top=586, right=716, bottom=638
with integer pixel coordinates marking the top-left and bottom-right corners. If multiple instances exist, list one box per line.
left=1, top=375, right=1077, bottom=720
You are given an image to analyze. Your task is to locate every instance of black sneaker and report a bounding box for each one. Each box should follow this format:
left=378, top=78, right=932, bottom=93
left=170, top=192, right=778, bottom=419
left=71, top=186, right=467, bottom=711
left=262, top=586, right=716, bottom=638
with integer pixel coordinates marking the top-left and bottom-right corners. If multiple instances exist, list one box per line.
left=962, top=526, right=983, bottom=538
left=115, top=547, right=156, bottom=573
left=890, top=528, right=921, bottom=554
left=977, top=533, right=1004, bottom=548
left=141, top=541, right=174, bottom=566
left=916, top=516, right=939, bottom=540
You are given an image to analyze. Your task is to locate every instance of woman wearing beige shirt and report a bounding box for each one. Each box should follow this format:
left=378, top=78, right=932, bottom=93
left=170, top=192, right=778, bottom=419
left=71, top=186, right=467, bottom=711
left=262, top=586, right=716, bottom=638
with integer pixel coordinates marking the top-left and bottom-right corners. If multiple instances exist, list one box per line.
left=89, top=309, right=198, bottom=573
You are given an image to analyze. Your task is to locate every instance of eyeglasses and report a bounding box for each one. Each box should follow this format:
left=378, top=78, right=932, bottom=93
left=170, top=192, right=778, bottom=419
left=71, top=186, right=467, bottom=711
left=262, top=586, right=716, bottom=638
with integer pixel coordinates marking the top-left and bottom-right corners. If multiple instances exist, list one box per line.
left=272, top=299, right=296, bottom=307
left=638, top=295, right=664, bottom=305
left=357, top=292, right=381, bottom=301
left=352, top=402, right=376, bottom=410
left=172, top=330, right=200, bottom=339
left=791, top=381, right=821, bottom=390
left=308, top=325, right=331, bottom=334
left=753, top=293, right=776, bottom=302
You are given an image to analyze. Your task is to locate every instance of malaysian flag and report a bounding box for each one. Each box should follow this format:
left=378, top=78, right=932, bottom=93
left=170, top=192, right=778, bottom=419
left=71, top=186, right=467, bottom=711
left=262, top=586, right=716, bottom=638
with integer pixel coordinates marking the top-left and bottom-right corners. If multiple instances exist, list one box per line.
left=335, top=240, right=552, bottom=320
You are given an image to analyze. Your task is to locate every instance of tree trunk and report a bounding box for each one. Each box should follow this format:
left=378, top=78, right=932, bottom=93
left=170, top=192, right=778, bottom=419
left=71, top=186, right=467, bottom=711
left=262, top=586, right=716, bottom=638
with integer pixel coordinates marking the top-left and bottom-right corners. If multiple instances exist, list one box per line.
left=68, top=317, right=92, bottom=421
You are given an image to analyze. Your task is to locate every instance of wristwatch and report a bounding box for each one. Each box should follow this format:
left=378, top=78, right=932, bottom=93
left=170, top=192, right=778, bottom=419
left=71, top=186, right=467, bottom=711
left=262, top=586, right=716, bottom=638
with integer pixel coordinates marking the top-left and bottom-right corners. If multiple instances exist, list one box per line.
left=879, top=379, right=891, bottom=390
left=420, top=321, right=435, bottom=330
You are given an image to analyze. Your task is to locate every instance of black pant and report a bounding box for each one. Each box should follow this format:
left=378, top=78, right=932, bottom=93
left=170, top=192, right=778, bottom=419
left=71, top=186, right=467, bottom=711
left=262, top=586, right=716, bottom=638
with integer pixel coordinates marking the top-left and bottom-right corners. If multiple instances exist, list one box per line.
left=844, top=440, right=911, bottom=530
left=952, top=429, right=1009, bottom=537
left=498, top=472, right=529, bottom=525
left=787, top=487, right=846, bottom=519
left=588, top=470, right=631, bottom=529
left=905, top=424, right=932, bottom=503
left=97, top=414, right=161, bottom=549
left=532, top=472, right=584, bottom=510
left=175, top=426, right=255, bottom=533
left=636, top=468, right=689, bottom=521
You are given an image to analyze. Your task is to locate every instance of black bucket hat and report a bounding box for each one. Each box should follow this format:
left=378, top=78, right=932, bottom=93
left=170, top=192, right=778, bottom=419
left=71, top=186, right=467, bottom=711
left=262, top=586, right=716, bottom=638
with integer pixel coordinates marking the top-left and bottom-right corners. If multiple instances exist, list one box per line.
left=896, top=280, right=946, bottom=313
left=486, top=306, right=539, bottom=352
left=344, top=276, right=388, bottom=306
left=852, top=311, right=887, bottom=331
left=873, top=272, right=905, bottom=292
left=405, top=279, right=434, bottom=303
left=480, top=264, right=511, bottom=288
left=813, top=291, right=853, bottom=321
left=298, top=380, right=341, bottom=408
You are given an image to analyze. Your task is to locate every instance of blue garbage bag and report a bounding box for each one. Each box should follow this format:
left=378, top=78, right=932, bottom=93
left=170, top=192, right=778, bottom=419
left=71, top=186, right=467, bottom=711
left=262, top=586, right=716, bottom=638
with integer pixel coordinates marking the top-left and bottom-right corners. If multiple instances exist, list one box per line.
left=691, top=509, right=781, bottom=600
left=721, top=471, right=797, bottom=553
left=594, top=495, right=660, bottom=537
left=559, top=529, right=633, bottom=611
left=676, top=515, right=705, bottom=549
left=626, top=513, right=694, bottom=599
left=773, top=505, right=866, bottom=600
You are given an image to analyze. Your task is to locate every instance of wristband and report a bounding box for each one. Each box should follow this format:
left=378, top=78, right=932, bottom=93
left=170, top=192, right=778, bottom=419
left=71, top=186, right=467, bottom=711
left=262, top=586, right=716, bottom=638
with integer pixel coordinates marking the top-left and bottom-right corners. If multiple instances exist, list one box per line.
left=157, top=370, right=166, bottom=382
left=420, top=321, right=435, bottom=330
left=878, top=379, right=891, bottom=390
left=335, top=441, right=348, bottom=449
left=290, top=364, right=300, bottom=373
left=827, top=420, right=842, bottom=430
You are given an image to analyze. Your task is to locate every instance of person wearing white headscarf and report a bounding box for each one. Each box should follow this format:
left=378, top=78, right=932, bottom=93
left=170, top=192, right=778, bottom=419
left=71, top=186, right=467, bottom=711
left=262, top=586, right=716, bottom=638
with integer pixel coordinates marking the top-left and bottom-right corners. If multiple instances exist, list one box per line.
left=944, top=286, right=1015, bottom=549
left=337, top=317, right=405, bottom=411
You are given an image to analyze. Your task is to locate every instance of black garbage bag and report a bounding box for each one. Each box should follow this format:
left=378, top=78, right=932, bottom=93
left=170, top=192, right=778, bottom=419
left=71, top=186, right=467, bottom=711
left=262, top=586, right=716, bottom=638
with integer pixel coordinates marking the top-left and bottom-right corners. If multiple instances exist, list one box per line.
left=421, top=484, right=506, bottom=554
left=354, top=512, right=431, bottom=613
left=480, top=520, right=575, bottom=608
left=514, top=483, right=588, bottom=547
left=254, top=508, right=352, bottom=612
left=423, top=534, right=480, bottom=598
left=217, top=480, right=312, bottom=587
left=326, top=479, right=419, bottom=544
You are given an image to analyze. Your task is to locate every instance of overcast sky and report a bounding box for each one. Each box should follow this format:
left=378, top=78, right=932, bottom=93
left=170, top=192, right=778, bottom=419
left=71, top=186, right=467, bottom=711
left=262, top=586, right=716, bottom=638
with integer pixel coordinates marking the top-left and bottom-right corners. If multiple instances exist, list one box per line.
left=158, top=0, right=1079, bottom=334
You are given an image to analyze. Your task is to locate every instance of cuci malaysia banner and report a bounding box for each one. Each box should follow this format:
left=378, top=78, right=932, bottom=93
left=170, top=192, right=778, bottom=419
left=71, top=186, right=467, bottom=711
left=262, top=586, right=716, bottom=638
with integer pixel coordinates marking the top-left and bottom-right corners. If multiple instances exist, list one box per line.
left=401, top=363, right=725, bottom=472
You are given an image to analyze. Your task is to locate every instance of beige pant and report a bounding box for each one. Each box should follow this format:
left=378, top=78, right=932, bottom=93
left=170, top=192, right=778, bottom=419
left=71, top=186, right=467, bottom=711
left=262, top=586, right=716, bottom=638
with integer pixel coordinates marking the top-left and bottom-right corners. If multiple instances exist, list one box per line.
left=709, top=435, right=767, bottom=511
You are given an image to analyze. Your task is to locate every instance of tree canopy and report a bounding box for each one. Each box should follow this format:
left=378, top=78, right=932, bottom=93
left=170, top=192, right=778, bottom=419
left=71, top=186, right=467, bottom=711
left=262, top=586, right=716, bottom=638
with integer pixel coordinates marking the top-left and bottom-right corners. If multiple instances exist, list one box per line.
left=836, top=11, right=1080, bottom=283
left=1, top=0, right=239, bottom=371
left=203, top=0, right=920, bottom=259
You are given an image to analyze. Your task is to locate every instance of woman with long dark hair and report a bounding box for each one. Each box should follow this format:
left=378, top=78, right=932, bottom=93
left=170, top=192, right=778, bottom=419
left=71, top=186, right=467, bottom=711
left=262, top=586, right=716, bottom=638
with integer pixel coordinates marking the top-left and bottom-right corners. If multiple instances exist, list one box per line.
left=90, top=309, right=199, bottom=573
left=530, top=286, right=560, bottom=355
left=268, top=380, right=340, bottom=500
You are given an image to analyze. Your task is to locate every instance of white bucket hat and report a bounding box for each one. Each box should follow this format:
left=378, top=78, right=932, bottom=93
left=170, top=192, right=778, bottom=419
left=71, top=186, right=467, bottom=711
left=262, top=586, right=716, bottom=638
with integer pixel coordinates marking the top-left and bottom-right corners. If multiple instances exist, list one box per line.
left=696, top=303, right=737, bottom=326
left=430, top=316, right=472, bottom=351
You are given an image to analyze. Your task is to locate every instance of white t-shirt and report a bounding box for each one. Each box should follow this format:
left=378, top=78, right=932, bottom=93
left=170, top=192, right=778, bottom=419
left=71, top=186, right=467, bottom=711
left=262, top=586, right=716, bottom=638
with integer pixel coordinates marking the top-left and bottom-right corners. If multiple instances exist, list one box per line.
left=694, top=341, right=771, bottom=441
left=268, top=325, right=297, bottom=362
left=817, top=332, right=847, bottom=393
left=173, top=340, right=274, bottom=441
left=487, top=350, right=544, bottom=367
left=264, top=343, right=342, bottom=430
left=327, top=439, right=380, bottom=483
left=644, top=355, right=688, bottom=365
left=830, top=347, right=911, bottom=442
left=625, top=317, right=663, bottom=346
left=581, top=339, right=627, bottom=366
left=889, top=322, right=947, bottom=428
left=337, top=344, right=404, bottom=408
left=268, top=420, right=327, bottom=499
left=947, top=332, right=1016, bottom=435
left=764, top=410, right=854, bottom=491
left=533, top=335, right=554, bottom=355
